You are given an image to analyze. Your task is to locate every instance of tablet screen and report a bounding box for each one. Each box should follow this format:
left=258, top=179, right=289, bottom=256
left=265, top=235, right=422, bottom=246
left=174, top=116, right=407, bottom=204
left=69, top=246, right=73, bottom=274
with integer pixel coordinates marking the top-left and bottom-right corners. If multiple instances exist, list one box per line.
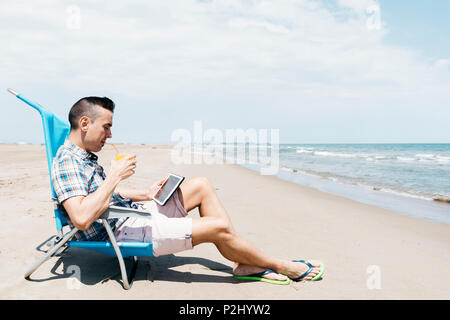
left=154, top=173, right=185, bottom=206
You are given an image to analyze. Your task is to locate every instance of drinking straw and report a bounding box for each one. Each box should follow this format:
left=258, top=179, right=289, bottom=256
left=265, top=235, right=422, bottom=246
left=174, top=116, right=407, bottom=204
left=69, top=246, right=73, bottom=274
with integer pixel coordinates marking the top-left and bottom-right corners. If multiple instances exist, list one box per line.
left=105, top=142, right=120, bottom=154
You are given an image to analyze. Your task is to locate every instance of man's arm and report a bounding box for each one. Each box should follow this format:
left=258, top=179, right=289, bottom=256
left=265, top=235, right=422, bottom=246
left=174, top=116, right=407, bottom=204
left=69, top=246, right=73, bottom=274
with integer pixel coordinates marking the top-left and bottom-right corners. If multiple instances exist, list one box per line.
left=116, top=178, right=168, bottom=202
left=115, top=186, right=151, bottom=202
left=62, top=155, right=136, bottom=231
left=62, top=174, right=121, bottom=230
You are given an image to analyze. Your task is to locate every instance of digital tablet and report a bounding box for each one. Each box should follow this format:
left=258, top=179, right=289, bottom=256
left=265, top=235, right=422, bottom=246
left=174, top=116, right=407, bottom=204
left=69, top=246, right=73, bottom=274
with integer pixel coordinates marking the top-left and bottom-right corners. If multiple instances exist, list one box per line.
left=153, top=173, right=185, bottom=206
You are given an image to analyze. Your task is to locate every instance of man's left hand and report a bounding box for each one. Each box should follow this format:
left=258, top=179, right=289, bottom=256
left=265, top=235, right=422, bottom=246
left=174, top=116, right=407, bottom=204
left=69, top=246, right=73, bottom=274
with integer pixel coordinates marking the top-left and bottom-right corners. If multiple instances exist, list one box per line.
left=147, top=178, right=168, bottom=200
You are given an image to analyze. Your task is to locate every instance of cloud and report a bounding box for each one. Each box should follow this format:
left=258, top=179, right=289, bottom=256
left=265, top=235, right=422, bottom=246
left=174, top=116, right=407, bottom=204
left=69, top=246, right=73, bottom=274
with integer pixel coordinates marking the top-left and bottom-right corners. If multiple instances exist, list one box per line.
left=434, top=59, right=450, bottom=69
left=337, top=0, right=379, bottom=15
left=0, top=0, right=448, bottom=112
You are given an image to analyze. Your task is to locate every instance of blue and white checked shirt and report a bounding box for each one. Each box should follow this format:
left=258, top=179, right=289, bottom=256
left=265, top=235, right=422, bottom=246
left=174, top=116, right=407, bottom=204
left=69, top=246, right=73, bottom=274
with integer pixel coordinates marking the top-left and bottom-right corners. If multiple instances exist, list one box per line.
left=51, top=140, right=137, bottom=241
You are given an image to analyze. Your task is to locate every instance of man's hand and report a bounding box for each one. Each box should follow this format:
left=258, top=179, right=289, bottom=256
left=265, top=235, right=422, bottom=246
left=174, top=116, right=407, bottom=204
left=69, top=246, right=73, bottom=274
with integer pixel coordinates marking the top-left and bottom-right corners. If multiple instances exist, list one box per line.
left=146, top=178, right=168, bottom=200
left=108, top=154, right=137, bottom=181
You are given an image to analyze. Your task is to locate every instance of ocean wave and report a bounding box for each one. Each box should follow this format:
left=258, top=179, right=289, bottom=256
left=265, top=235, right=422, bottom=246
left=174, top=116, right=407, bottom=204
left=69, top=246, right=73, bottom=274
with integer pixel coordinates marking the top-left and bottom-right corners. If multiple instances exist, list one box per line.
left=289, top=148, right=450, bottom=164
left=293, top=149, right=393, bottom=161
left=281, top=165, right=441, bottom=202
left=416, top=153, right=435, bottom=159
left=281, top=166, right=363, bottom=185
left=314, top=151, right=355, bottom=158
left=415, top=153, right=450, bottom=163
left=296, top=149, right=314, bottom=154
left=311, top=151, right=393, bottom=161
left=396, top=156, right=415, bottom=162
left=280, top=166, right=324, bottom=179
left=370, top=187, right=434, bottom=201
left=437, top=156, right=450, bottom=164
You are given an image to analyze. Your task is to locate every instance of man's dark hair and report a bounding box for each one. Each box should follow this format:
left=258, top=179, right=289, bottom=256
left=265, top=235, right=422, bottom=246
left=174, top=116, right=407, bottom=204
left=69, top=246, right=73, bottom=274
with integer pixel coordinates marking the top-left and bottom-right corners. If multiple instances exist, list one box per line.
left=69, top=96, right=115, bottom=130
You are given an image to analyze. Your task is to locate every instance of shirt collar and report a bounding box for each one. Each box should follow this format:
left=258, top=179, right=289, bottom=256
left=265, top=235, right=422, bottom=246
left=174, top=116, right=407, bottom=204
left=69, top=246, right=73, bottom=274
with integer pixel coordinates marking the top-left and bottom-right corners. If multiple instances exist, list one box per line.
left=64, top=140, right=98, bottom=161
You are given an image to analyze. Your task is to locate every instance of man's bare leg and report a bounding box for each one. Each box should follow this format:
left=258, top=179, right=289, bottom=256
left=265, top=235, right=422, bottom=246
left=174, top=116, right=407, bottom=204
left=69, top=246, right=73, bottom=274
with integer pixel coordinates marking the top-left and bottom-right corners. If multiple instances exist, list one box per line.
left=177, top=177, right=321, bottom=280
left=177, top=177, right=234, bottom=229
left=177, top=177, right=284, bottom=279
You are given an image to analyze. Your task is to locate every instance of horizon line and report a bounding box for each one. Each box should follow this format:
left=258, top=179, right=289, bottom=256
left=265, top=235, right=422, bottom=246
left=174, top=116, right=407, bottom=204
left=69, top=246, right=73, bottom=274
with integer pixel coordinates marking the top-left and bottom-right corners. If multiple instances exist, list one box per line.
left=2, top=141, right=449, bottom=145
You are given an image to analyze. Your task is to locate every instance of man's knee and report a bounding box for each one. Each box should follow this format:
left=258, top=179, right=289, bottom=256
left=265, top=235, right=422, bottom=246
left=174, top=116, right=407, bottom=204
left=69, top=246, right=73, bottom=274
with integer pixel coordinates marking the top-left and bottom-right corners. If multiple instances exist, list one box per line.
left=194, top=176, right=215, bottom=196
left=211, top=217, right=234, bottom=243
left=192, top=217, right=234, bottom=246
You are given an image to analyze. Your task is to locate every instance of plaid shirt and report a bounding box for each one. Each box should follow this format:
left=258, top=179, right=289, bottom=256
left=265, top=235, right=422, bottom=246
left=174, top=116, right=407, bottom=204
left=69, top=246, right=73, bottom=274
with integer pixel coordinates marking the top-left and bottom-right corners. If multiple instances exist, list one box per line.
left=51, top=140, right=137, bottom=241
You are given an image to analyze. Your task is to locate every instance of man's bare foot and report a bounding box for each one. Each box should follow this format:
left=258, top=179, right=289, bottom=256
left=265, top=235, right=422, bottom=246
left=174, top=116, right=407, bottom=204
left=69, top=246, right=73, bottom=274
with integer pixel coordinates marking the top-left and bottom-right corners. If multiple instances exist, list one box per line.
left=284, top=260, right=322, bottom=281
left=233, top=263, right=288, bottom=281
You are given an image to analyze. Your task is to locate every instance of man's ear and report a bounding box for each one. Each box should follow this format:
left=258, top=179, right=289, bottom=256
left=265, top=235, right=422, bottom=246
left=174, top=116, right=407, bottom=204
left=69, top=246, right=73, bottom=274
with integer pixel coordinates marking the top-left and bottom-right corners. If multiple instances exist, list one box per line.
left=79, top=116, right=90, bottom=132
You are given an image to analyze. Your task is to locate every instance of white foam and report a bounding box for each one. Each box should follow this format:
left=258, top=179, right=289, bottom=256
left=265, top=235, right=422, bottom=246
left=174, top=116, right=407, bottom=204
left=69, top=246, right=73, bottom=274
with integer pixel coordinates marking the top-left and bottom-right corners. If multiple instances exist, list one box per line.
left=285, top=167, right=323, bottom=179
left=296, top=149, right=313, bottom=154
left=416, top=153, right=435, bottom=158
left=376, top=188, right=433, bottom=201
left=295, top=149, right=450, bottom=165
left=397, top=156, right=415, bottom=162
left=436, top=156, right=450, bottom=164
left=314, top=151, right=355, bottom=158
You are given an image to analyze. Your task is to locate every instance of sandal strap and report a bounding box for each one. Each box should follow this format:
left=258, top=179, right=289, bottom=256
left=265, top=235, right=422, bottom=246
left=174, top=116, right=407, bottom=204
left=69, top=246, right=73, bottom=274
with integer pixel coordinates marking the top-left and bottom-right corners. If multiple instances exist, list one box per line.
left=291, top=260, right=313, bottom=281
left=248, top=270, right=276, bottom=278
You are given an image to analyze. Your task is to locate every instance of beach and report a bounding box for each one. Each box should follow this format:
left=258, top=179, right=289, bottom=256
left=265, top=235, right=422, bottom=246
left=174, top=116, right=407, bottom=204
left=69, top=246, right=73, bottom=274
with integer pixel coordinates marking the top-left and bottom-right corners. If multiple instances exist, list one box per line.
left=0, top=143, right=449, bottom=300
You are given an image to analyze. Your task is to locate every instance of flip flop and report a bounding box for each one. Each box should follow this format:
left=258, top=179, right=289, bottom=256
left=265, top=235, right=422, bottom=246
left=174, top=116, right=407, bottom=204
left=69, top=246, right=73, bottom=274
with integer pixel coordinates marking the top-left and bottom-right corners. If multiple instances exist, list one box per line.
left=233, top=270, right=291, bottom=285
left=291, top=260, right=325, bottom=281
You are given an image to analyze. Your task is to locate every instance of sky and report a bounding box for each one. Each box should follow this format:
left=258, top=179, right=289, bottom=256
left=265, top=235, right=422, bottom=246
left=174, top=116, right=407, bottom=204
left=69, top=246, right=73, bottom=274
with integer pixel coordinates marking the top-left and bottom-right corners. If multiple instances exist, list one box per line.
left=0, top=0, right=449, bottom=144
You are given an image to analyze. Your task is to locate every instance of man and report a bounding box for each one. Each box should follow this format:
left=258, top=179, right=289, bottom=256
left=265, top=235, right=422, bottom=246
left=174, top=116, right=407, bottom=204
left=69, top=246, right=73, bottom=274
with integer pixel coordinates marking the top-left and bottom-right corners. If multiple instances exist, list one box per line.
left=51, top=96, right=324, bottom=283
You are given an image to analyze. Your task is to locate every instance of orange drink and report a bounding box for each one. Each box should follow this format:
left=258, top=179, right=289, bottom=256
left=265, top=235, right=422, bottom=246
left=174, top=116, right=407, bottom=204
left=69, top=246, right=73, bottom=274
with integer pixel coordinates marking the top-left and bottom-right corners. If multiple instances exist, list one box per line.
left=116, top=154, right=135, bottom=161
left=106, top=143, right=135, bottom=161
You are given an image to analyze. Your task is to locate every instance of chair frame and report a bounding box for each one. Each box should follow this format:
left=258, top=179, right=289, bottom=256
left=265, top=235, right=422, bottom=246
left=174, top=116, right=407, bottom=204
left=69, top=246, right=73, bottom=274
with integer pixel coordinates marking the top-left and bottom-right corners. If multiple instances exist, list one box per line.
left=8, top=88, right=153, bottom=290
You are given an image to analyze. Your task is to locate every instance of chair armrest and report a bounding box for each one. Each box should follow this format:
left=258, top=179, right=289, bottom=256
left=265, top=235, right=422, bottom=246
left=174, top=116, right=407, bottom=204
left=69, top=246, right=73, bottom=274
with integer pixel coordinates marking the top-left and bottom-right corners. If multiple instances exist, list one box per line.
left=100, top=205, right=152, bottom=220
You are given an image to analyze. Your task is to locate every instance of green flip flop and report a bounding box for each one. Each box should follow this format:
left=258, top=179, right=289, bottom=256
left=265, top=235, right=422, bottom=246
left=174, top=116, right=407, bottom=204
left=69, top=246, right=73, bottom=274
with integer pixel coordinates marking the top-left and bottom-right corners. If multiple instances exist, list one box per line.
left=233, top=270, right=291, bottom=285
left=291, top=260, right=325, bottom=281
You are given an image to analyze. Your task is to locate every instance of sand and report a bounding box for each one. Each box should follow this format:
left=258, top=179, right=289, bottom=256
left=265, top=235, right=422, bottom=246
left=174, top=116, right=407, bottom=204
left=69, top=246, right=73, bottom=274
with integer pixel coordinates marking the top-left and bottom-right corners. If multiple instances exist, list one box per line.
left=0, top=143, right=449, bottom=299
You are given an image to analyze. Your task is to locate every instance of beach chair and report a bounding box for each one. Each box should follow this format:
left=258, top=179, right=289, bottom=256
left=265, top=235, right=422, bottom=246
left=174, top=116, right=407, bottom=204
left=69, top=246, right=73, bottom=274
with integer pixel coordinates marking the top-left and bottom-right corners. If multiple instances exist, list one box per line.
left=7, top=88, right=153, bottom=290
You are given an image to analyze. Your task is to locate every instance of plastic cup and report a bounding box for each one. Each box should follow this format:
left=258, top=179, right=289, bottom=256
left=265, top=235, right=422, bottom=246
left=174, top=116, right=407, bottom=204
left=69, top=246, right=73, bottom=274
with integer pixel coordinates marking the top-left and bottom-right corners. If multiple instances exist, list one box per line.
left=115, top=154, right=135, bottom=161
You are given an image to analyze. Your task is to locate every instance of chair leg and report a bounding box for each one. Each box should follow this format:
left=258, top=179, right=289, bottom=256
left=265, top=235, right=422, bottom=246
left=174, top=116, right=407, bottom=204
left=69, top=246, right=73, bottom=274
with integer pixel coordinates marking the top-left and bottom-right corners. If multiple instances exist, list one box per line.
left=127, top=256, right=138, bottom=286
left=115, top=253, right=132, bottom=290
left=102, top=219, right=135, bottom=290
left=24, top=228, right=78, bottom=279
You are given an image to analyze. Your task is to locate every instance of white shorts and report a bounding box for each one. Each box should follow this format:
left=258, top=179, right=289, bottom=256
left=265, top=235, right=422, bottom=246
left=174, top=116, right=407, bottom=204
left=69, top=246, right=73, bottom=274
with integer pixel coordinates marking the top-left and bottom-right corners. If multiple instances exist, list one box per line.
left=113, top=191, right=193, bottom=257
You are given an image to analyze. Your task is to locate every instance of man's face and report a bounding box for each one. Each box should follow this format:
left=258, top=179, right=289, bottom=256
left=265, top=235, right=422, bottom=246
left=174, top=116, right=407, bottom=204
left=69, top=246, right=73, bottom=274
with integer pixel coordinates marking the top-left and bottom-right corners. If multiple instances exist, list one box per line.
left=82, top=105, right=113, bottom=152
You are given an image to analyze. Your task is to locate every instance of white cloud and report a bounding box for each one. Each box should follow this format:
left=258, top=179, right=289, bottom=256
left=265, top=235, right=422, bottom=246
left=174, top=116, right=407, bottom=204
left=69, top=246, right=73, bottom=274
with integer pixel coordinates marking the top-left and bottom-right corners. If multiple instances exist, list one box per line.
left=0, top=0, right=448, bottom=113
left=337, top=0, right=379, bottom=15
left=434, top=59, right=450, bottom=69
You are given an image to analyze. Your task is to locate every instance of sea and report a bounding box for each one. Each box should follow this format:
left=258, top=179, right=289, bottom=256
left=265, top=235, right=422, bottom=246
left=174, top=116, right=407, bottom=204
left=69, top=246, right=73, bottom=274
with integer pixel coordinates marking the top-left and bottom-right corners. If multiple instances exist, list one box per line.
left=233, top=143, right=450, bottom=225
